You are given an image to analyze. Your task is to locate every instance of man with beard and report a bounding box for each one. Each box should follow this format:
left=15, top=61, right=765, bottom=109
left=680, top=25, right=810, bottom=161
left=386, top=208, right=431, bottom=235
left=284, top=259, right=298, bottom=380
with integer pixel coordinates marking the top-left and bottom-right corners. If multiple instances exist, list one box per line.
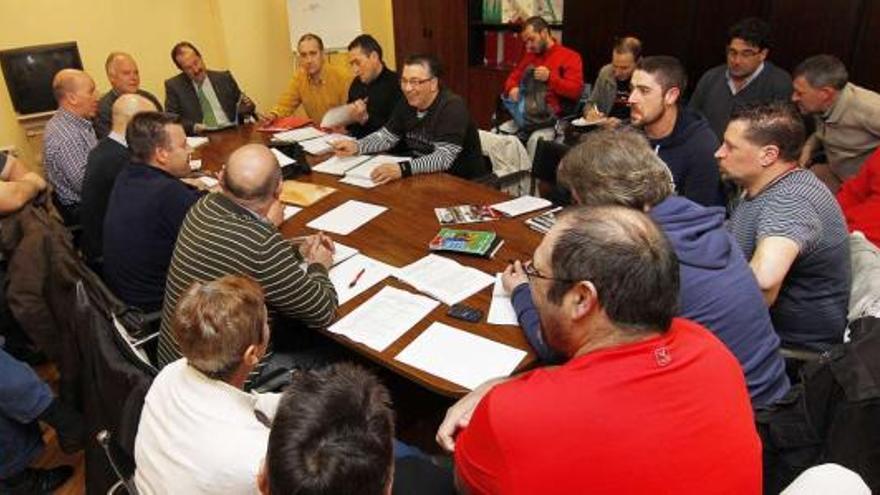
left=629, top=56, right=724, bottom=206
left=583, top=36, right=641, bottom=126
left=439, top=206, right=762, bottom=494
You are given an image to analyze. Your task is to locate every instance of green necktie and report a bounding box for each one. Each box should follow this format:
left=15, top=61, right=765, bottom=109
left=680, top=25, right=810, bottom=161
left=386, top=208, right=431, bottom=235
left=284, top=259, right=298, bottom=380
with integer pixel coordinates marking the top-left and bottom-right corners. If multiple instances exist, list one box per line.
left=196, top=84, right=218, bottom=127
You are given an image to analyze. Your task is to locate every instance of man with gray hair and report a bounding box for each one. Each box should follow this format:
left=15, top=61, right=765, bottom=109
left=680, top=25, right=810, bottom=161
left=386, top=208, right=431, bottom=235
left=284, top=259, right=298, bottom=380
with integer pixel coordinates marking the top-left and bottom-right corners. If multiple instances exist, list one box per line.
left=503, top=128, right=789, bottom=406
left=792, top=54, right=880, bottom=191
left=157, top=143, right=338, bottom=367
left=80, top=93, right=158, bottom=265
left=42, top=68, right=99, bottom=224
left=135, top=275, right=276, bottom=494
left=93, top=52, right=162, bottom=139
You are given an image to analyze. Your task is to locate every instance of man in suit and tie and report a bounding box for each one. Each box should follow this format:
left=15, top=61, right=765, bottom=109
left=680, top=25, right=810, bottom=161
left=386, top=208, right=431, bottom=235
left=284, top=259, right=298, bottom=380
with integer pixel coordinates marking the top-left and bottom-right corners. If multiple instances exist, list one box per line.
left=164, top=41, right=256, bottom=135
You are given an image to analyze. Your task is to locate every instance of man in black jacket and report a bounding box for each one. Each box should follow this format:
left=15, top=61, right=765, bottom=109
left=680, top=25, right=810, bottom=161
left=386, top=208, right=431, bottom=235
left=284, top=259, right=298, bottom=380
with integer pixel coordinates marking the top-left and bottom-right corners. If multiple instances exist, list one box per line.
left=164, top=41, right=255, bottom=135
left=346, top=34, right=403, bottom=138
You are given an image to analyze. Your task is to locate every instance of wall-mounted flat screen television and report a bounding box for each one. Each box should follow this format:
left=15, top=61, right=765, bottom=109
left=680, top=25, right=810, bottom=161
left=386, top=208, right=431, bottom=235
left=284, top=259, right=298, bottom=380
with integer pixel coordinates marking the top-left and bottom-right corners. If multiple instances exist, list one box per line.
left=0, top=42, right=83, bottom=115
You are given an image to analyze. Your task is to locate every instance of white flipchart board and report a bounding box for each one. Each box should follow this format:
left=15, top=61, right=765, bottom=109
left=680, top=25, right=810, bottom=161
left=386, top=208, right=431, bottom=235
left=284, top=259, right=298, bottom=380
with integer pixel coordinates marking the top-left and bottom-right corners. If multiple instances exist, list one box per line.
left=287, top=0, right=362, bottom=51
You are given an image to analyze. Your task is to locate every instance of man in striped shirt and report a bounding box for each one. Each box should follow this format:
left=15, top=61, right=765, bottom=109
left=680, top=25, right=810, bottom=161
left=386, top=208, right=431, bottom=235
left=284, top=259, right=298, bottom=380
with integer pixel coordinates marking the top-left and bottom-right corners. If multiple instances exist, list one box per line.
left=42, top=69, right=99, bottom=224
left=332, top=54, right=486, bottom=184
left=717, top=102, right=850, bottom=351
left=157, top=144, right=338, bottom=367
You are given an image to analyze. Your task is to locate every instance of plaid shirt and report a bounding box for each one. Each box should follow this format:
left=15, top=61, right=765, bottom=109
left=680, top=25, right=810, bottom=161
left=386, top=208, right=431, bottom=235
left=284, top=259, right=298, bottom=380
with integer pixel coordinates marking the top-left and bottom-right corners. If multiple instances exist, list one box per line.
left=43, top=107, right=97, bottom=205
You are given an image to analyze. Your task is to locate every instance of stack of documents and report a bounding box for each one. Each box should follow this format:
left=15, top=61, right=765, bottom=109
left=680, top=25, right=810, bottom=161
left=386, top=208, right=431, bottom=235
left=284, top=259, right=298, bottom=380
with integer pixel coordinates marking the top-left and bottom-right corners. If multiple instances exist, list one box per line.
left=395, top=254, right=494, bottom=306
left=273, top=126, right=326, bottom=143
left=312, top=155, right=371, bottom=176
left=339, top=155, right=410, bottom=189
left=487, top=274, right=519, bottom=325
left=328, top=286, right=439, bottom=351
left=329, top=253, right=396, bottom=305
left=306, top=200, right=387, bottom=235
left=299, top=134, right=354, bottom=155
left=395, top=322, right=527, bottom=390
left=491, top=195, right=553, bottom=217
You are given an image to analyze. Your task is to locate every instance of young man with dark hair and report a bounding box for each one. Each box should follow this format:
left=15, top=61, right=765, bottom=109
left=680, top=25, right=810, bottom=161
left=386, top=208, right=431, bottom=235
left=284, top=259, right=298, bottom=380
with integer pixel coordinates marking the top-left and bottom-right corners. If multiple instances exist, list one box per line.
left=333, top=54, right=486, bottom=183
left=689, top=17, right=793, bottom=139
left=346, top=34, right=403, bottom=138
left=442, top=206, right=761, bottom=493
left=135, top=275, right=275, bottom=494
left=717, top=101, right=851, bottom=351
left=267, top=33, right=350, bottom=124
left=629, top=55, right=724, bottom=206
left=792, top=54, right=880, bottom=191
left=102, top=111, right=204, bottom=312
left=504, top=128, right=790, bottom=406
left=165, top=41, right=255, bottom=135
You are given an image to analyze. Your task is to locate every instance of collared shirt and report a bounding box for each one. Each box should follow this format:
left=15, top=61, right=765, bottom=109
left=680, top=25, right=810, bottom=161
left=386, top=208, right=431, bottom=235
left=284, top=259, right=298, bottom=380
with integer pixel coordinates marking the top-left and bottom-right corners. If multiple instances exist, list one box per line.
left=814, top=82, right=880, bottom=178
left=193, top=77, right=231, bottom=125
left=43, top=107, right=98, bottom=205
left=134, top=359, right=278, bottom=495
left=271, top=64, right=350, bottom=123
left=726, top=62, right=765, bottom=95
left=108, top=130, right=126, bottom=147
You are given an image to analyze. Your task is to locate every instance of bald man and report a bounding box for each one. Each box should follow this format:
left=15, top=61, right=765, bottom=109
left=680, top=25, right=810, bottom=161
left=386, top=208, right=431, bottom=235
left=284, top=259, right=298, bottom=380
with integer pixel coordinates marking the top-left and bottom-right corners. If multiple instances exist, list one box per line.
left=93, top=52, right=163, bottom=139
left=80, top=93, right=158, bottom=264
left=43, top=69, right=99, bottom=224
left=157, top=144, right=338, bottom=368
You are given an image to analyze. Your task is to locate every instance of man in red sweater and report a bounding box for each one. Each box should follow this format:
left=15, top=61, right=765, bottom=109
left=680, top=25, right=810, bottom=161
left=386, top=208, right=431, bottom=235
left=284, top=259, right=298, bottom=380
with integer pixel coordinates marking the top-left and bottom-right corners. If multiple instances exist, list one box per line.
left=837, top=146, right=880, bottom=247
left=437, top=206, right=762, bottom=494
left=504, top=16, right=583, bottom=117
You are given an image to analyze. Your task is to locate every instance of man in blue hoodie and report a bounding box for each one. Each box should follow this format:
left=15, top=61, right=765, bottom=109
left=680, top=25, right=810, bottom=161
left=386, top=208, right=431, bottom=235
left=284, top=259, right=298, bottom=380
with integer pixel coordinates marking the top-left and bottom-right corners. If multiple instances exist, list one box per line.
left=629, top=56, right=725, bottom=207
left=502, top=128, right=789, bottom=406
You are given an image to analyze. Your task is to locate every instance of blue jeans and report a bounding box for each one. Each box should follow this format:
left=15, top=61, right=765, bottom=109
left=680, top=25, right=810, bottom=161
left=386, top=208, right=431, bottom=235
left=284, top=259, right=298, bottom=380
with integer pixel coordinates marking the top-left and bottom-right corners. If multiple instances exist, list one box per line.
left=0, top=347, right=53, bottom=478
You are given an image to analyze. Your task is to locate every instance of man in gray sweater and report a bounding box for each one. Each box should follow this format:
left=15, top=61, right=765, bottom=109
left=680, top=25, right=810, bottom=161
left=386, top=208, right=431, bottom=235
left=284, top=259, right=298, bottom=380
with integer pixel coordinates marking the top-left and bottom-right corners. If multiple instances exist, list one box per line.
left=689, top=17, right=792, bottom=139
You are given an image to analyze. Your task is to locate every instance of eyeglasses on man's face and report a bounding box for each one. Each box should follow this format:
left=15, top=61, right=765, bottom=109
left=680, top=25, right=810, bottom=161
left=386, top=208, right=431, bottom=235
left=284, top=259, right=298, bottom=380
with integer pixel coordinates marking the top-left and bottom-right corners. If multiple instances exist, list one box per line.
left=400, top=76, right=435, bottom=88
left=521, top=260, right=577, bottom=283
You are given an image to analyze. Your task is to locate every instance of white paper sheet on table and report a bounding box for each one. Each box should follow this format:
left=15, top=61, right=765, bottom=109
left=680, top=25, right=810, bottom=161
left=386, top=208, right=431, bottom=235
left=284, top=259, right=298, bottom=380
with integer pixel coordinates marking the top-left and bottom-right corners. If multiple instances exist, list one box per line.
left=347, top=155, right=410, bottom=179
left=300, top=133, right=356, bottom=154
left=282, top=205, right=302, bottom=221
left=330, top=242, right=359, bottom=266
left=272, top=127, right=326, bottom=142
left=395, top=322, right=527, bottom=390
left=328, top=286, right=438, bottom=351
left=306, top=200, right=387, bottom=235
left=395, top=254, right=494, bottom=306
left=320, top=104, right=355, bottom=128
left=197, top=176, right=219, bottom=188
left=488, top=273, right=519, bottom=325
left=186, top=136, right=209, bottom=148
left=339, top=175, right=378, bottom=189
left=312, top=155, right=371, bottom=175
left=329, top=253, right=396, bottom=305
left=271, top=148, right=296, bottom=166
left=189, top=159, right=202, bottom=171
left=491, top=195, right=553, bottom=217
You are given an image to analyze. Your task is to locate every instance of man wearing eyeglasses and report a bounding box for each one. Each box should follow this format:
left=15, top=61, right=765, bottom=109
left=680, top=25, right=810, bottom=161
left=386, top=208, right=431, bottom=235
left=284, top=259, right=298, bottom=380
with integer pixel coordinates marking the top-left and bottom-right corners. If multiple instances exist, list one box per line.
left=332, top=54, right=486, bottom=184
left=689, top=17, right=793, bottom=140
left=439, top=206, right=761, bottom=494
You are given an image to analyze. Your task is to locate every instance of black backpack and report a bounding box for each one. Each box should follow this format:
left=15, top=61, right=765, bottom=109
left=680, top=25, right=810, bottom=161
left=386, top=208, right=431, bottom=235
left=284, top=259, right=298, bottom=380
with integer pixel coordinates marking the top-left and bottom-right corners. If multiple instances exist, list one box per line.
left=757, top=316, right=880, bottom=493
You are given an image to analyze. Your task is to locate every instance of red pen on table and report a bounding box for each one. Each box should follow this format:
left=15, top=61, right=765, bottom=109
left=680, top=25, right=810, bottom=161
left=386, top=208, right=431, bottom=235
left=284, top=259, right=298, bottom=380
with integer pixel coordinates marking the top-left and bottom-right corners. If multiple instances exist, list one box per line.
left=348, top=268, right=366, bottom=288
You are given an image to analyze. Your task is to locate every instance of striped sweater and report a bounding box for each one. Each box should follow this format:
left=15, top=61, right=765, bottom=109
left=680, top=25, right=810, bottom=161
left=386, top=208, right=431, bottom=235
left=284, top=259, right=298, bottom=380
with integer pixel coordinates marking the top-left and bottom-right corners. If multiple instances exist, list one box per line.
left=156, top=193, right=338, bottom=367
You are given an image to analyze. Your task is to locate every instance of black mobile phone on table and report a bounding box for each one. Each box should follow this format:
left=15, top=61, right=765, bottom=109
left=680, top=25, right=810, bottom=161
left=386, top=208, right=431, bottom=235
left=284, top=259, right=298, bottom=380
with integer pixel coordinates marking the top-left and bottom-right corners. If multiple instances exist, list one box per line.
left=447, top=304, right=483, bottom=323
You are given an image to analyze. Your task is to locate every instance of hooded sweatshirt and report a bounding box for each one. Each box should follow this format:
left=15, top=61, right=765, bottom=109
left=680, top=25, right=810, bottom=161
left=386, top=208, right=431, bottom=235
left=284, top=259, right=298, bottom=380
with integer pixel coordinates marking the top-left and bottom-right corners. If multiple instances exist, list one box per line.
left=511, top=196, right=790, bottom=406
left=650, top=108, right=724, bottom=207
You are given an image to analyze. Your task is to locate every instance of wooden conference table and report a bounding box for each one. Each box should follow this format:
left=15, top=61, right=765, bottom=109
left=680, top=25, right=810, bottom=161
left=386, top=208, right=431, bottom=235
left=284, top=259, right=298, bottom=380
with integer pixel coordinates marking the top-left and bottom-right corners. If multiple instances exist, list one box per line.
left=194, top=124, right=541, bottom=397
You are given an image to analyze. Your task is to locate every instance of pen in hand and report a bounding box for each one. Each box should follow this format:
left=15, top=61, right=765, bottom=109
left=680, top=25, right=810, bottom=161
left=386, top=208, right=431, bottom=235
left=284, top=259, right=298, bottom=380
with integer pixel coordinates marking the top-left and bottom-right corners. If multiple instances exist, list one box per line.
left=348, top=268, right=366, bottom=288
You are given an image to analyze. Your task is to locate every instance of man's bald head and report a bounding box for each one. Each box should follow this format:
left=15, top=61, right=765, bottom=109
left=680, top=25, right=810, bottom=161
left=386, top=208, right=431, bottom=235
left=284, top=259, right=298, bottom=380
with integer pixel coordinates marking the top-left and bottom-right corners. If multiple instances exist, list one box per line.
left=223, top=144, right=282, bottom=205
left=111, top=93, right=157, bottom=135
left=52, top=69, right=98, bottom=118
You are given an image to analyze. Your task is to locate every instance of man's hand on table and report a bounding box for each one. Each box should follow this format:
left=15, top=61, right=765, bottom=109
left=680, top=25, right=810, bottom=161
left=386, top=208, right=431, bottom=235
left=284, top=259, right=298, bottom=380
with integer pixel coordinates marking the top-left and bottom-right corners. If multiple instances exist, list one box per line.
left=300, top=232, right=335, bottom=268
left=370, top=163, right=402, bottom=185
left=332, top=140, right=359, bottom=157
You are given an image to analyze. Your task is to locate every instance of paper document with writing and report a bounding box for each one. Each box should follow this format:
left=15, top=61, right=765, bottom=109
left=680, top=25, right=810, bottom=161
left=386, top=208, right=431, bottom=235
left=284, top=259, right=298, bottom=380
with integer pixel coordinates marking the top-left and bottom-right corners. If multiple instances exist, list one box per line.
left=330, top=242, right=359, bottom=266
left=186, top=136, right=209, bottom=149
left=395, top=254, right=494, bottom=306
left=271, top=148, right=296, bottom=166
left=491, top=195, right=553, bottom=217
left=340, top=175, right=378, bottom=189
left=395, top=322, right=527, bottom=390
left=329, top=253, right=396, bottom=305
left=306, top=200, right=387, bottom=235
left=328, top=286, right=439, bottom=351
left=299, top=134, right=354, bottom=155
left=320, top=104, right=355, bottom=128
left=488, top=273, right=519, bottom=325
left=273, top=126, right=326, bottom=143
left=312, top=155, right=371, bottom=176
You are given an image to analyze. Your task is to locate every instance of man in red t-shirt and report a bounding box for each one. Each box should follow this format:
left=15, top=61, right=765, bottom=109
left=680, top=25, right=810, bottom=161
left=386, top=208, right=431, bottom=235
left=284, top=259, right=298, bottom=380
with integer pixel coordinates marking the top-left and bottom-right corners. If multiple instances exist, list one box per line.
left=837, top=146, right=880, bottom=247
left=504, top=16, right=584, bottom=116
left=437, top=206, right=762, bottom=495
